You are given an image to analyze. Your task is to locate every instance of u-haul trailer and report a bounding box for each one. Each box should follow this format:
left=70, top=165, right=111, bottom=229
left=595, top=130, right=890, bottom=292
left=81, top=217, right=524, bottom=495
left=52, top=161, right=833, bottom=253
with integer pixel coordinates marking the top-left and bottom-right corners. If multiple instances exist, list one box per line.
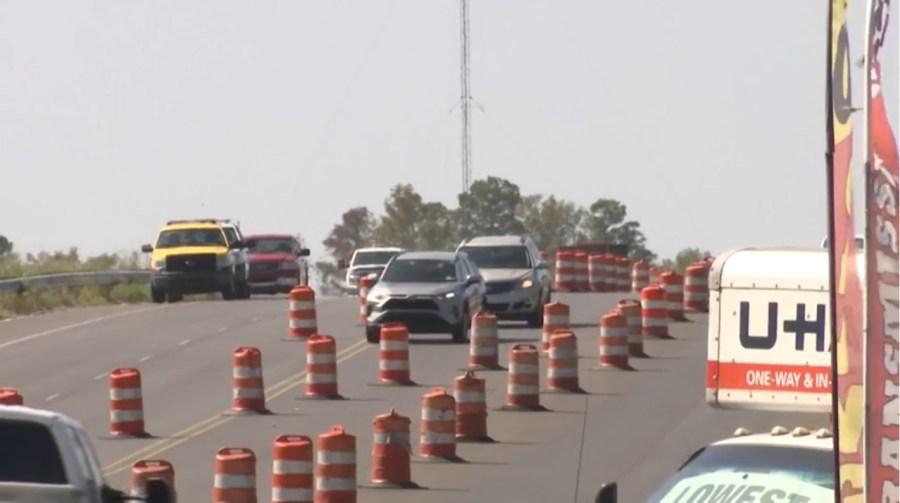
left=705, top=246, right=864, bottom=413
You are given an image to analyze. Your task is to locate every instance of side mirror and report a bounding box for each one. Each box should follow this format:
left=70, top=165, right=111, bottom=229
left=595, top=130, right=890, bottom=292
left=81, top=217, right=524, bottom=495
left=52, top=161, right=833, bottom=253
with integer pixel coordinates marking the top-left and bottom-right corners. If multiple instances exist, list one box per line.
left=536, top=261, right=548, bottom=270
left=465, top=275, right=481, bottom=286
left=337, top=259, right=349, bottom=269
left=298, top=248, right=311, bottom=257
left=141, top=244, right=153, bottom=253
left=244, top=239, right=257, bottom=249
left=594, top=482, right=618, bottom=503
left=143, top=479, right=175, bottom=503
left=229, top=240, right=245, bottom=250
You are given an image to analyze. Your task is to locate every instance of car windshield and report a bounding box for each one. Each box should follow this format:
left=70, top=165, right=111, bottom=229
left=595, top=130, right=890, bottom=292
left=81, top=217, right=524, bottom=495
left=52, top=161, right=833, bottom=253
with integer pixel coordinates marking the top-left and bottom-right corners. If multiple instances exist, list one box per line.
left=353, top=250, right=400, bottom=267
left=250, top=238, right=294, bottom=254
left=155, top=228, right=226, bottom=248
left=0, top=419, right=67, bottom=484
left=381, top=259, right=458, bottom=283
left=459, top=246, right=531, bottom=269
left=646, top=444, right=834, bottom=502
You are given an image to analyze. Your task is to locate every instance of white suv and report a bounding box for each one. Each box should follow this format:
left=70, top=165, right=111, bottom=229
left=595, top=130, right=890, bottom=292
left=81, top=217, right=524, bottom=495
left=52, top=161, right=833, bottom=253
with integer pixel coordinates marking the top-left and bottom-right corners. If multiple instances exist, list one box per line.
left=338, top=246, right=405, bottom=292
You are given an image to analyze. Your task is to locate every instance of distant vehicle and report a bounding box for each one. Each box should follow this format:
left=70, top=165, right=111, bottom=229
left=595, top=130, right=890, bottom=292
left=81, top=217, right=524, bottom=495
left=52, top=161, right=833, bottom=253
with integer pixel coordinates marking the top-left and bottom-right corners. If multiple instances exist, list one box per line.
left=338, top=246, right=405, bottom=292
left=141, top=219, right=256, bottom=303
left=593, top=426, right=834, bottom=502
left=0, top=405, right=173, bottom=502
left=244, top=234, right=311, bottom=294
left=820, top=234, right=864, bottom=250
left=456, top=235, right=551, bottom=327
left=363, top=250, right=486, bottom=343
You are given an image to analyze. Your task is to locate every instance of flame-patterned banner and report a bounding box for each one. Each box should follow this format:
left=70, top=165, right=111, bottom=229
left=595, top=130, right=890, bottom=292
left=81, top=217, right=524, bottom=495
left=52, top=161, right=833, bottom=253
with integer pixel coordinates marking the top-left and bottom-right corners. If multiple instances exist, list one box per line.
left=864, top=0, right=900, bottom=500
left=827, top=0, right=866, bottom=500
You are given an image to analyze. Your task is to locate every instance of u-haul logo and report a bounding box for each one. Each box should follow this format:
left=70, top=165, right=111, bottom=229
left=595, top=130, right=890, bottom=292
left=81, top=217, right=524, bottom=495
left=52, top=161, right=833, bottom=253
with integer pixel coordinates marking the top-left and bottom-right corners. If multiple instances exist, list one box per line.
left=738, top=301, right=827, bottom=352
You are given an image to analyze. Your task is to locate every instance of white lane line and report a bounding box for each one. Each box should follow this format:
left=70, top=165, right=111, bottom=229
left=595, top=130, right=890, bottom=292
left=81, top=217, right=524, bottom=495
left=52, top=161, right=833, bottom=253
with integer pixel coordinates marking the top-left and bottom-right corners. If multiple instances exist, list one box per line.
left=216, top=326, right=228, bottom=333
left=45, top=393, right=60, bottom=402
left=251, top=316, right=260, bottom=322
left=139, top=356, right=151, bottom=362
left=94, top=373, right=106, bottom=381
left=0, top=306, right=166, bottom=352
left=178, top=339, right=191, bottom=346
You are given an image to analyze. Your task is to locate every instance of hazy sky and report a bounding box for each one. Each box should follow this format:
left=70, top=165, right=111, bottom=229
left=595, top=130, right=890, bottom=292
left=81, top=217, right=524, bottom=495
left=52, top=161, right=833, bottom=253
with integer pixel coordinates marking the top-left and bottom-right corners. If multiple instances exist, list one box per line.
left=1, top=1, right=897, bottom=263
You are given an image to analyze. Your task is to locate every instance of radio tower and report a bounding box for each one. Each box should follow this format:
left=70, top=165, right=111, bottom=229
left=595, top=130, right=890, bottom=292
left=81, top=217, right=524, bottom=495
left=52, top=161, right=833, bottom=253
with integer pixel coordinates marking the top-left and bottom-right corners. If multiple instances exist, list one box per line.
left=459, top=0, right=473, bottom=192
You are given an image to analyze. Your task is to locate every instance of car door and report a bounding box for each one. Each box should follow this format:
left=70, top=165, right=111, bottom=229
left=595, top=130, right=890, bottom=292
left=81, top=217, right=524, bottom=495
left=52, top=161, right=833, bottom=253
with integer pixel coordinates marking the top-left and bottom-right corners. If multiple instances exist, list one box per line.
left=292, top=239, right=307, bottom=284
left=459, top=256, right=484, bottom=313
left=221, top=227, right=241, bottom=272
left=526, top=240, right=550, bottom=290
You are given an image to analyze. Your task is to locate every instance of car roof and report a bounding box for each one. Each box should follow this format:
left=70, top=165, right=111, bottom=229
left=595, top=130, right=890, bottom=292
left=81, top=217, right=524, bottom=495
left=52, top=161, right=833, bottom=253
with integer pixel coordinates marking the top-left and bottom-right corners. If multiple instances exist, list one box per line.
left=161, top=222, right=221, bottom=231
left=244, top=233, right=293, bottom=240
left=461, top=235, right=529, bottom=247
left=0, top=405, right=85, bottom=430
left=396, top=251, right=458, bottom=261
left=708, top=426, right=834, bottom=452
left=355, top=247, right=404, bottom=253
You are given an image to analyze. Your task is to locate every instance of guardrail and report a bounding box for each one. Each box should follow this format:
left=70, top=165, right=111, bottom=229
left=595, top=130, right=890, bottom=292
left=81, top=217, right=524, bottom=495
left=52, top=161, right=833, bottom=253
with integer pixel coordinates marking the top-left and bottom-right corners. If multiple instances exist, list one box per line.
left=0, top=270, right=151, bottom=295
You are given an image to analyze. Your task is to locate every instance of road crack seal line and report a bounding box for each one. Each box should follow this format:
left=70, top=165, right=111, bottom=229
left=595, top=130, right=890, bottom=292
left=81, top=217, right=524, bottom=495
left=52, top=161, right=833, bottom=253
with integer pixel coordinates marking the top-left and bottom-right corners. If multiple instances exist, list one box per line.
left=101, top=338, right=372, bottom=476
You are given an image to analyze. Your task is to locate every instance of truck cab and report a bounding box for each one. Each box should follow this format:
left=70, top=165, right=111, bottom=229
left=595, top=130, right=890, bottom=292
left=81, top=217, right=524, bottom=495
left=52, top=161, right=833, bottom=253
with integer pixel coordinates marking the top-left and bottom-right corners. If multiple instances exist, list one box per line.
left=0, top=405, right=172, bottom=502
left=338, top=246, right=405, bottom=292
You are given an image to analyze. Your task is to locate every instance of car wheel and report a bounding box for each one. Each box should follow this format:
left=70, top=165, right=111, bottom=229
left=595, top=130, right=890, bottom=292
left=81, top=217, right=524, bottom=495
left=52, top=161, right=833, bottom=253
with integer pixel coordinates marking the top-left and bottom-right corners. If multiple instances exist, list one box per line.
left=221, top=280, right=237, bottom=301
left=451, top=308, right=471, bottom=344
left=150, top=286, right=166, bottom=304
left=526, top=290, right=547, bottom=328
left=237, top=280, right=252, bottom=299
left=167, top=291, right=183, bottom=303
left=365, top=326, right=380, bottom=344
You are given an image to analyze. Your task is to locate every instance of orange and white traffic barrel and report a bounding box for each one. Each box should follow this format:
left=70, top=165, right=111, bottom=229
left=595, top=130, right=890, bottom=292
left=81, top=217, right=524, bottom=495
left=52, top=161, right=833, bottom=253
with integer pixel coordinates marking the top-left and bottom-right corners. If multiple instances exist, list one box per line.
left=213, top=447, right=257, bottom=503
left=231, top=346, right=268, bottom=414
left=599, top=311, right=632, bottom=370
left=109, top=368, right=148, bottom=437
left=649, top=266, right=664, bottom=285
left=499, top=344, right=547, bottom=411
left=640, top=284, right=671, bottom=339
left=0, top=387, right=23, bottom=405
left=357, top=276, right=371, bottom=324
left=573, top=250, right=589, bottom=291
left=315, top=426, right=357, bottom=502
left=454, top=370, right=493, bottom=442
left=272, top=435, right=313, bottom=503
left=288, top=285, right=317, bottom=339
left=631, top=260, right=650, bottom=294
left=541, top=301, right=570, bottom=352
left=305, top=335, right=342, bottom=399
left=616, top=299, right=646, bottom=358
left=587, top=254, right=606, bottom=292
left=370, top=408, right=419, bottom=488
left=661, top=271, right=688, bottom=321
left=684, top=262, right=710, bottom=312
left=554, top=250, right=576, bottom=291
left=468, top=311, right=502, bottom=370
left=601, top=254, right=617, bottom=292
left=130, top=459, right=175, bottom=499
left=419, top=387, right=463, bottom=462
left=547, top=329, right=582, bottom=392
left=615, top=257, right=631, bottom=292
left=377, top=323, right=413, bottom=385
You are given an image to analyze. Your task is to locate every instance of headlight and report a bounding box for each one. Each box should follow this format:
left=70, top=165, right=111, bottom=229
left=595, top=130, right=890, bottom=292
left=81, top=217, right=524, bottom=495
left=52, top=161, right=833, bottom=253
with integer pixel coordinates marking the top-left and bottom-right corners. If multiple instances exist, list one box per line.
left=153, top=260, right=166, bottom=270
left=434, top=292, right=457, bottom=300
left=216, top=254, right=231, bottom=267
left=521, top=278, right=534, bottom=288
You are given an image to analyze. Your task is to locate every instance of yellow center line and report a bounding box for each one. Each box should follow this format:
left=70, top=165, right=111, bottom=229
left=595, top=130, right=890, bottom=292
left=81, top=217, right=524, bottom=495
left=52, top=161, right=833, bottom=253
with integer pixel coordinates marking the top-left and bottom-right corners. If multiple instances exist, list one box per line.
left=102, top=338, right=371, bottom=476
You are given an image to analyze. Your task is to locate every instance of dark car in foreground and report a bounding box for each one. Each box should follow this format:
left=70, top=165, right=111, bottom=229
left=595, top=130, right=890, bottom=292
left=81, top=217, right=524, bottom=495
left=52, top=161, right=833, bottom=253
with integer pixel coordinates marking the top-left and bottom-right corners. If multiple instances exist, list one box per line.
left=244, top=234, right=311, bottom=294
left=363, top=251, right=486, bottom=343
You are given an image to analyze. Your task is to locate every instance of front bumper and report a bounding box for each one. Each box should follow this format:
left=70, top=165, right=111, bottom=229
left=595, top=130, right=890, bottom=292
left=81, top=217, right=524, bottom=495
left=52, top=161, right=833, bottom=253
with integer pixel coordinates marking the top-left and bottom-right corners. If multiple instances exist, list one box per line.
left=151, top=269, right=232, bottom=294
left=483, top=283, right=542, bottom=318
left=249, top=277, right=299, bottom=293
left=365, top=297, right=463, bottom=334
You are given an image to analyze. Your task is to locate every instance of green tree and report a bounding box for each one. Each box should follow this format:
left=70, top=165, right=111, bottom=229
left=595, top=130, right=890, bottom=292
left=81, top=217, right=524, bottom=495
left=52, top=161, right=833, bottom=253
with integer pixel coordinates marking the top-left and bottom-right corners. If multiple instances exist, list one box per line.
left=581, top=198, right=655, bottom=261
left=516, top=194, right=585, bottom=252
left=322, top=206, right=378, bottom=261
left=373, top=184, right=426, bottom=250
left=661, top=247, right=710, bottom=273
left=416, top=202, right=458, bottom=250
left=0, top=235, right=12, bottom=258
left=456, top=176, right=526, bottom=238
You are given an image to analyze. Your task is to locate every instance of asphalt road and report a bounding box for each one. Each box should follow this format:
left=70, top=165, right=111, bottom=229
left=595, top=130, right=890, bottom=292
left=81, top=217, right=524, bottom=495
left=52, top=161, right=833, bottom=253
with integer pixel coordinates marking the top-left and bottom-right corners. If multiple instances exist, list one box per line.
left=0, top=292, right=826, bottom=502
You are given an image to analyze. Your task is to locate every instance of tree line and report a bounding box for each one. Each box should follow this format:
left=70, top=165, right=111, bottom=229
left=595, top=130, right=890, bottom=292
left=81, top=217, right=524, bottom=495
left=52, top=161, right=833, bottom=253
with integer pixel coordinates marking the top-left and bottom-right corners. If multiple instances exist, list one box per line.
left=313, top=176, right=710, bottom=292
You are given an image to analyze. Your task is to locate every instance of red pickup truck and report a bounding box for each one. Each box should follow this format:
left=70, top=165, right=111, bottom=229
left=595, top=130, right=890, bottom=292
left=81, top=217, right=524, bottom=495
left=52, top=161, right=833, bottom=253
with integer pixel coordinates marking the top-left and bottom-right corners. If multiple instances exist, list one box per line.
left=244, top=233, right=311, bottom=294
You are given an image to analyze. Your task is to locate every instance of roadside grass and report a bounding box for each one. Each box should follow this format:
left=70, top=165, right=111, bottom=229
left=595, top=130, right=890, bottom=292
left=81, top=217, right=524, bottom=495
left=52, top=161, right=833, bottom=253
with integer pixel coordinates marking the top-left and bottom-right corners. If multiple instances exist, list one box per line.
left=0, top=248, right=215, bottom=320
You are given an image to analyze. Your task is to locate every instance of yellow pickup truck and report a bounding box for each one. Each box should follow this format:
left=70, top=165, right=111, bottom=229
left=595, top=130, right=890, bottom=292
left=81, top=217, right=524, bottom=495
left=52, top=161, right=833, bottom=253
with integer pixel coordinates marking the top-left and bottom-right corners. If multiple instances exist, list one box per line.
left=140, top=219, right=256, bottom=303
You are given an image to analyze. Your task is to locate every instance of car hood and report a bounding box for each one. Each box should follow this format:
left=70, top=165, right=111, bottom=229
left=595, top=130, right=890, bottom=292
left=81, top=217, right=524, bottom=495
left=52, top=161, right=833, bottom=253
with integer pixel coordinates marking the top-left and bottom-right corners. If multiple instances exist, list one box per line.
left=478, top=268, right=532, bottom=282
left=249, top=252, right=294, bottom=262
left=349, top=265, right=386, bottom=276
left=372, top=282, right=459, bottom=297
